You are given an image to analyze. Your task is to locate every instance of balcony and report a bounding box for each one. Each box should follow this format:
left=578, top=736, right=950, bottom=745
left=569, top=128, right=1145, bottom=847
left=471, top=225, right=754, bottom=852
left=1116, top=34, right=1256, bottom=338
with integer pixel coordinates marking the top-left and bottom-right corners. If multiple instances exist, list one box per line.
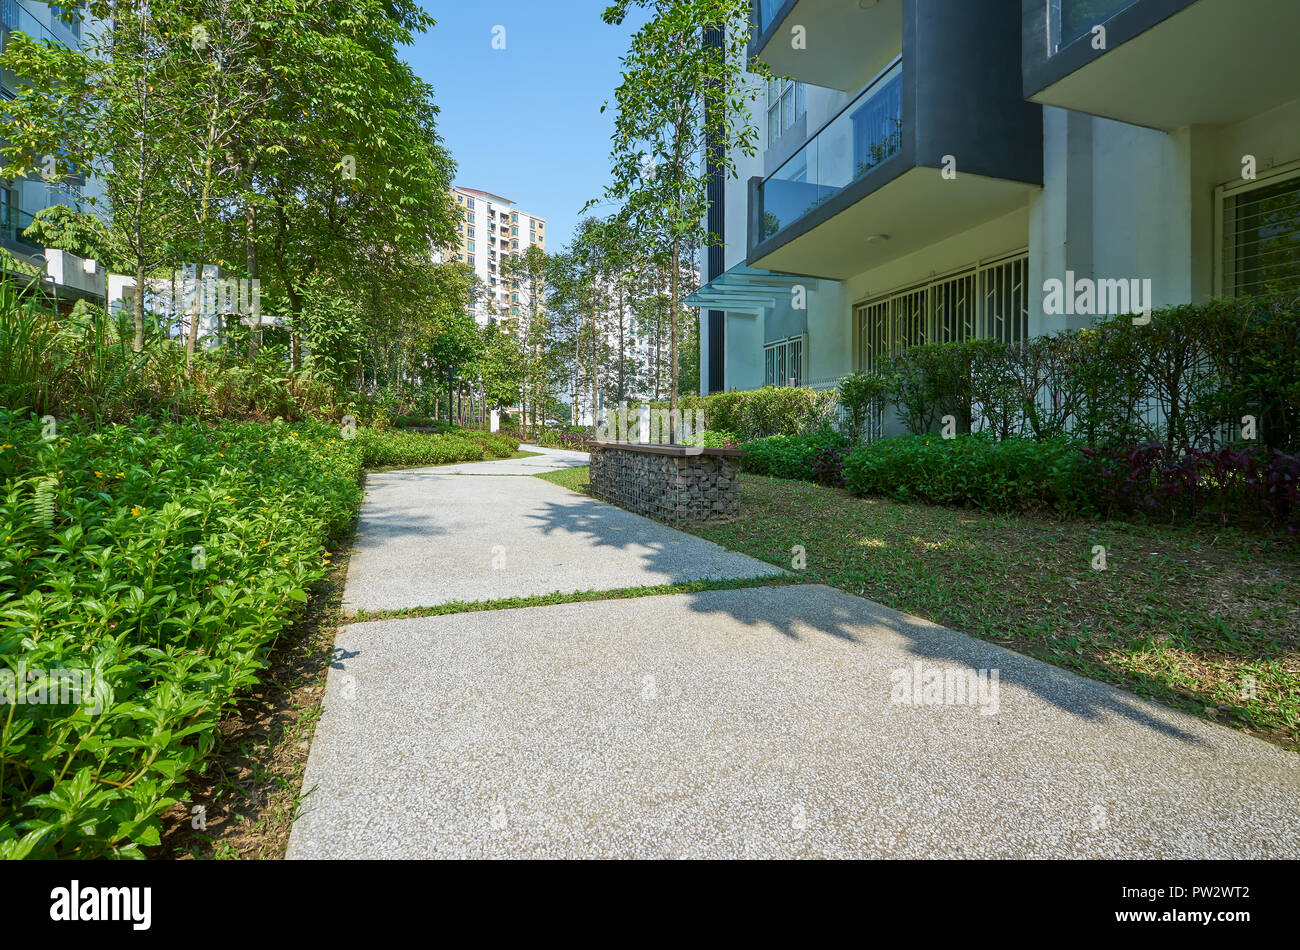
left=750, top=0, right=902, bottom=93
left=2, top=0, right=73, bottom=49
left=749, top=7, right=1041, bottom=280
left=1023, top=0, right=1300, bottom=130
left=755, top=62, right=904, bottom=248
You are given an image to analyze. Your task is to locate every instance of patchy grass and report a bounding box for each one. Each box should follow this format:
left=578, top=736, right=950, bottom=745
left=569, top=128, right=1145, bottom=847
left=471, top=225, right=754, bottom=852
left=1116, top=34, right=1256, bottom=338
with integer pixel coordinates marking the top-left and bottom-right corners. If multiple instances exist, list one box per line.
left=509, top=449, right=543, bottom=460
left=679, top=474, right=1300, bottom=750
left=349, top=574, right=793, bottom=624
left=533, top=464, right=590, bottom=493
left=154, top=526, right=355, bottom=859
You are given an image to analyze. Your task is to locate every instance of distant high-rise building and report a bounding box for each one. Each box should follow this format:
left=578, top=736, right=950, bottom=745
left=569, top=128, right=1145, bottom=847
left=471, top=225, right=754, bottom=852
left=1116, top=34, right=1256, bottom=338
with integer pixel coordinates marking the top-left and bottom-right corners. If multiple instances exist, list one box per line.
left=441, top=186, right=546, bottom=325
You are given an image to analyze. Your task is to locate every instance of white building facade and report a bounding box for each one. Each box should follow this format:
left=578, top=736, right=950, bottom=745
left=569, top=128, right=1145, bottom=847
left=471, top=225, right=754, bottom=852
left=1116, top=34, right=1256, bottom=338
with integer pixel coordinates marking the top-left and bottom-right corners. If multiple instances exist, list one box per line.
left=445, top=186, right=547, bottom=325
left=694, top=0, right=1300, bottom=405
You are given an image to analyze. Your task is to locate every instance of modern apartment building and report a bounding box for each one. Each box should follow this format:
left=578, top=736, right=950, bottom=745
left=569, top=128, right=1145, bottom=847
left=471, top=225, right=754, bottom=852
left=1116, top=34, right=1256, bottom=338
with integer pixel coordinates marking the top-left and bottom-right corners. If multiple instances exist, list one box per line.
left=693, top=0, right=1300, bottom=413
left=0, top=0, right=107, bottom=306
left=446, top=186, right=546, bottom=324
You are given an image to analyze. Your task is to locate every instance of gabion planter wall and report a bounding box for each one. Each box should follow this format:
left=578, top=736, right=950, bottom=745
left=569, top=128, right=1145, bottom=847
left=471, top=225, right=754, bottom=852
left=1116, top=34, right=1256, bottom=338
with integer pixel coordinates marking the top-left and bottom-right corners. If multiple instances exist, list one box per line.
left=589, top=441, right=743, bottom=525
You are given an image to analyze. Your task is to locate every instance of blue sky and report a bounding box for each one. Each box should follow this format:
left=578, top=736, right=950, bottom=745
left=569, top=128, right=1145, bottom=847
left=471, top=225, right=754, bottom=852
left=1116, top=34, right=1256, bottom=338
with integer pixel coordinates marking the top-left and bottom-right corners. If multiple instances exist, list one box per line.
left=406, top=2, right=646, bottom=250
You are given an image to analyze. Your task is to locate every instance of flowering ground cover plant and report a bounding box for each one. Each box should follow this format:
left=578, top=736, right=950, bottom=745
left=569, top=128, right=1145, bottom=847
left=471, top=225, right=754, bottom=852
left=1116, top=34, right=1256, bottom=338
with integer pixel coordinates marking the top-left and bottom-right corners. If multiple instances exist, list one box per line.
left=0, top=412, right=363, bottom=857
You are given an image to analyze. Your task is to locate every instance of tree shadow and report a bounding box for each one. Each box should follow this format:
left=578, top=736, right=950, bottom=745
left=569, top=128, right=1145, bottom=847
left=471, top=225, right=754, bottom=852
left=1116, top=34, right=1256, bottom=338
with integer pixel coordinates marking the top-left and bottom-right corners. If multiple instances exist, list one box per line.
left=524, top=493, right=1206, bottom=745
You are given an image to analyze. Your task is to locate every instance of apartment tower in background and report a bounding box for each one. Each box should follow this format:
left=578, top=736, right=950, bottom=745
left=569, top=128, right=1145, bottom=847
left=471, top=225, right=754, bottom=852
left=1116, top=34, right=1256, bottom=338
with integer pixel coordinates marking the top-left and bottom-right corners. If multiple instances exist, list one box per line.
left=448, top=186, right=546, bottom=324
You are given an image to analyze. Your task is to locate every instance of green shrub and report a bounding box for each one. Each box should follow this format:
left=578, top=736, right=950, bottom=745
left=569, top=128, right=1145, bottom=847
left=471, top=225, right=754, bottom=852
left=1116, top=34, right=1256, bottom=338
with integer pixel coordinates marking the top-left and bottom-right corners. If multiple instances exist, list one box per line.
left=877, top=295, right=1300, bottom=452
left=627, top=387, right=838, bottom=441
left=741, top=426, right=850, bottom=481
left=842, top=434, right=1092, bottom=513
left=0, top=414, right=362, bottom=857
left=681, top=429, right=738, bottom=448
left=837, top=371, right=890, bottom=439
left=353, top=427, right=505, bottom=468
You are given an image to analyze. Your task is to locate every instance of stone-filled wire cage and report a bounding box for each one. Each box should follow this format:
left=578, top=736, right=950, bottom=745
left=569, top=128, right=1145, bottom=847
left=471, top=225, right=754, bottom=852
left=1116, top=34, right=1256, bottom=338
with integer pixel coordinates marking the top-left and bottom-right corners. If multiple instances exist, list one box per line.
left=589, top=442, right=743, bottom=526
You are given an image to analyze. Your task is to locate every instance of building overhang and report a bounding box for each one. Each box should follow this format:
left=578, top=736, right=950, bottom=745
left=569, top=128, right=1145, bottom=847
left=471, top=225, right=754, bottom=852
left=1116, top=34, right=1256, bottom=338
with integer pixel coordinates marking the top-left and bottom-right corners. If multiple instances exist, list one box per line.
left=750, top=167, right=1038, bottom=280
left=750, top=0, right=903, bottom=93
left=1022, top=0, right=1300, bottom=130
left=682, top=263, right=822, bottom=315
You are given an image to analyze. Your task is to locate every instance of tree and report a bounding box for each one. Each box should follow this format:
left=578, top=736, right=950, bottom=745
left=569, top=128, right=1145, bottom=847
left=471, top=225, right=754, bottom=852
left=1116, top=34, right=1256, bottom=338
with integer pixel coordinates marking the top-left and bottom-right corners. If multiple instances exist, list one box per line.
left=21, top=205, right=115, bottom=266
left=426, top=309, right=480, bottom=424
left=1, top=0, right=192, bottom=350
left=595, top=0, right=761, bottom=440
left=501, top=244, right=552, bottom=438
left=173, top=0, right=272, bottom=358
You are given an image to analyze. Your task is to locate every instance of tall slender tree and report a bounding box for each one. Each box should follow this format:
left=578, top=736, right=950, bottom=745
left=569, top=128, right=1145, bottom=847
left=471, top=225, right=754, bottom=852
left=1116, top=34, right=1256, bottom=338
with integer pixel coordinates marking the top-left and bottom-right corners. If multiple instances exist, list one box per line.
left=595, top=0, right=761, bottom=440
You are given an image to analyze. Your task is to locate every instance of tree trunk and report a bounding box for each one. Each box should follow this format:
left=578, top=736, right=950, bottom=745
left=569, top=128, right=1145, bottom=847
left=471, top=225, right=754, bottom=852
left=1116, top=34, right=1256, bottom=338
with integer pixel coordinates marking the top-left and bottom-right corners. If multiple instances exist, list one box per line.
left=669, top=241, right=680, bottom=444
left=185, top=260, right=206, bottom=362
left=133, top=261, right=147, bottom=352
left=244, top=204, right=261, bottom=359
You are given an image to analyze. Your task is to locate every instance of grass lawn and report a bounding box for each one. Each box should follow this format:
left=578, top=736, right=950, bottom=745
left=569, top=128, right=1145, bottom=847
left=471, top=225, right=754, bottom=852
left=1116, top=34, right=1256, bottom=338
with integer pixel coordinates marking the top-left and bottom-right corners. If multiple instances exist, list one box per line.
left=543, top=465, right=1299, bottom=749
left=534, top=465, right=591, bottom=492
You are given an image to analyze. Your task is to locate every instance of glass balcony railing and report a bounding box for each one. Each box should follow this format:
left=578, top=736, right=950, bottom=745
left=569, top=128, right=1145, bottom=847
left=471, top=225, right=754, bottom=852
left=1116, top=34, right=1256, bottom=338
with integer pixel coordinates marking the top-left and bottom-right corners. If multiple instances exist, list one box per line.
left=1054, top=0, right=1141, bottom=50
left=754, top=0, right=787, bottom=36
left=2, top=0, right=72, bottom=48
left=0, top=204, right=40, bottom=249
left=756, top=59, right=903, bottom=244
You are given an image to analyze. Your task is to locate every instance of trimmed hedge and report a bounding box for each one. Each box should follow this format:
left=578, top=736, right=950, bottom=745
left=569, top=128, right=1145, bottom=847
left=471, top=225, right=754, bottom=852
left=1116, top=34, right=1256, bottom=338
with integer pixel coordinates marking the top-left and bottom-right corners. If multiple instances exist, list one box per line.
left=741, top=427, right=850, bottom=486
left=841, top=435, right=1093, bottom=513
left=848, top=294, right=1300, bottom=452
left=626, top=387, right=839, bottom=442
left=353, top=426, right=518, bottom=468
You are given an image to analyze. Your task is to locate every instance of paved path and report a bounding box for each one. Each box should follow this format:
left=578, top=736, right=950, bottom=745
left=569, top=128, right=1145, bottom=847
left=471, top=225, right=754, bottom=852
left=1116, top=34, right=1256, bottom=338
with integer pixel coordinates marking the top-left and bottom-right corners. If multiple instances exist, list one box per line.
left=342, top=445, right=784, bottom=614
left=290, top=450, right=1300, bottom=859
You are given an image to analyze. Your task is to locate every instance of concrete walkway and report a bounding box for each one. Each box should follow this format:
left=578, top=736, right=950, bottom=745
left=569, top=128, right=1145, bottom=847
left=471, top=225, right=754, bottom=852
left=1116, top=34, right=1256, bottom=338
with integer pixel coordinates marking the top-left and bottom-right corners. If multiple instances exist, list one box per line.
left=290, top=449, right=1300, bottom=859
left=341, top=445, right=785, bottom=614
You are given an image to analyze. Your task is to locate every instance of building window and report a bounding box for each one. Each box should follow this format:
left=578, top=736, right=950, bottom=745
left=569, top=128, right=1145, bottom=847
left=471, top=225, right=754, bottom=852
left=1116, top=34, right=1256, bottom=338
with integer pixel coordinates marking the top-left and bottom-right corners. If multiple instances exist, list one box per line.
left=1218, top=167, right=1300, bottom=297
left=1052, top=0, right=1140, bottom=52
left=466, top=197, right=475, bottom=209
left=467, top=226, right=475, bottom=238
left=511, top=212, right=518, bottom=222
left=766, top=77, right=806, bottom=149
left=467, top=255, right=475, bottom=266
left=853, top=253, right=1028, bottom=375
left=467, top=240, right=475, bottom=252
left=763, top=335, right=805, bottom=387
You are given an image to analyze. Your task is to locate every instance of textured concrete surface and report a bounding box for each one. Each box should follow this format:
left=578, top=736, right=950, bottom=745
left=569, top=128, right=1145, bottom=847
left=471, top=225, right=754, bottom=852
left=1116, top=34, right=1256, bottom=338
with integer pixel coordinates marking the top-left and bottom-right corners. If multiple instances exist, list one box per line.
left=342, top=462, right=784, bottom=613
left=290, top=584, right=1300, bottom=859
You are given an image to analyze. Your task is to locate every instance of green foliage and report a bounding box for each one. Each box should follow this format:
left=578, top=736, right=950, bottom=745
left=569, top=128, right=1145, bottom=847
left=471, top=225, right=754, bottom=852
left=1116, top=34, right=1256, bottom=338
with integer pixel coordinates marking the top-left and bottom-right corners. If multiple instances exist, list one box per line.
left=741, top=427, right=849, bottom=480
left=681, top=429, right=737, bottom=448
left=836, top=371, right=889, bottom=438
left=0, top=413, right=362, bottom=857
left=0, top=279, right=349, bottom=424
left=870, top=294, right=1299, bottom=453
left=596, top=0, right=763, bottom=424
left=20, top=206, right=116, bottom=267
left=294, top=274, right=366, bottom=386
left=884, top=340, right=994, bottom=435
left=351, top=427, right=518, bottom=469
left=631, top=386, right=838, bottom=442
left=842, top=435, right=1092, bottom=513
